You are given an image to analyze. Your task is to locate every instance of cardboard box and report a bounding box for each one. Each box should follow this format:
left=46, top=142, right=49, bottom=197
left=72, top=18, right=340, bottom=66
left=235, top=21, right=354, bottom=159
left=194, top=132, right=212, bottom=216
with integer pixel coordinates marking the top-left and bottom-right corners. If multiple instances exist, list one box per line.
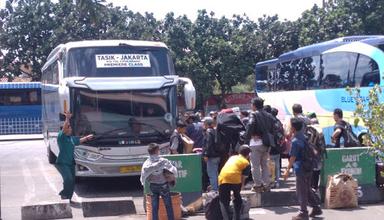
left=180, top=134, right=194, bottom=153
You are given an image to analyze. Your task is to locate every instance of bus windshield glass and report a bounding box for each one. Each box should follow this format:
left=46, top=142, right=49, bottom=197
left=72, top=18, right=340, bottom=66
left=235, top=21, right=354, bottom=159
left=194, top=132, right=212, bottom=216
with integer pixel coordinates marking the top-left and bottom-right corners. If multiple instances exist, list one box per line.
left=66, top=46, right=175, bottom=77
left=73, top=88, right=174, bottom=140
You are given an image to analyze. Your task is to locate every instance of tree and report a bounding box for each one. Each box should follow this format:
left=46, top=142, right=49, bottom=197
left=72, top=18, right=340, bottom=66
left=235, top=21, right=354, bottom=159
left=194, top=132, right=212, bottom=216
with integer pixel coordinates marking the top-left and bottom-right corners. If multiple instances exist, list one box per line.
left=0, top=0, right=56, bottom=80
left=333, top=0, right=384, bottom=35
left=298, top=2, right=362, bottom=46
left=350, top=85, right=384, bottom=160
left=190, top=10, right=262, bottom=107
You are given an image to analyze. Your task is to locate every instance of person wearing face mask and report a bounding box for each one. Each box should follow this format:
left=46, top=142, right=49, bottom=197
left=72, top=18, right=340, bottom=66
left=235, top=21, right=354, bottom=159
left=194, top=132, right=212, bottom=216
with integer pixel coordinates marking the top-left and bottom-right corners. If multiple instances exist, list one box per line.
left=56, top=112, right=93, bottom=202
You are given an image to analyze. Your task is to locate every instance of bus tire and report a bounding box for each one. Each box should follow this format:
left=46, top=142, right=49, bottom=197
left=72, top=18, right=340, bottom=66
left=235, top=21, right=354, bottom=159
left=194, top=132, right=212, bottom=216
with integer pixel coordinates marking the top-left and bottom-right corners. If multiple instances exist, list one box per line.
left=48, top=146, right=56, bottom=164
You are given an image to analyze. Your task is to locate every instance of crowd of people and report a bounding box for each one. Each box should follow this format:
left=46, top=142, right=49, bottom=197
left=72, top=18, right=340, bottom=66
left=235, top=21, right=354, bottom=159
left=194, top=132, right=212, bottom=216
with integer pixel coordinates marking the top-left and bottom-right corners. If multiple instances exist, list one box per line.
left=55, top=97, right=359, bottom=220
left=149, top=96, right=359, bottom=220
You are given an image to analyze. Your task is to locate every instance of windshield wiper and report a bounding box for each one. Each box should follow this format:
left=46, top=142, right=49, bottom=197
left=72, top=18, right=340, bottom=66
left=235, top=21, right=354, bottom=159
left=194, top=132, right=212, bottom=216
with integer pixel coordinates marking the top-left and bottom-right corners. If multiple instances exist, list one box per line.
left=90, top=126, right=135, bottom=142
left=92, top=121, right=168, bottom=141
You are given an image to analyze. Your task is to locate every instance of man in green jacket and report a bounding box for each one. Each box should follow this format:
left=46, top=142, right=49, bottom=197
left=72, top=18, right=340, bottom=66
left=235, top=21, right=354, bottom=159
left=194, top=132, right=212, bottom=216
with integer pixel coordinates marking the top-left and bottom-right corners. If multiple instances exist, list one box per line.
left=57, top=112, right=93, bottom=201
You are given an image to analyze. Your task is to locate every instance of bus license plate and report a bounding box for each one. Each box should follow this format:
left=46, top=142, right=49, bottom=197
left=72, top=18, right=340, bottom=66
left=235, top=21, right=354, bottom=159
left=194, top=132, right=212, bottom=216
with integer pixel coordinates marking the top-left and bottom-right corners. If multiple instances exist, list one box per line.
left=119, top=165, right=141, bottom=173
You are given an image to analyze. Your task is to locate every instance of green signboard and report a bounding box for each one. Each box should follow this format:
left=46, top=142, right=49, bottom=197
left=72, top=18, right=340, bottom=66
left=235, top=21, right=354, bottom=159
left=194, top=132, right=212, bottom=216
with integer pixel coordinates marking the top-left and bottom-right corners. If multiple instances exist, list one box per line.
left=144, top=153, right=202, bottom=194
left=320, top=147, right=376, bottom=186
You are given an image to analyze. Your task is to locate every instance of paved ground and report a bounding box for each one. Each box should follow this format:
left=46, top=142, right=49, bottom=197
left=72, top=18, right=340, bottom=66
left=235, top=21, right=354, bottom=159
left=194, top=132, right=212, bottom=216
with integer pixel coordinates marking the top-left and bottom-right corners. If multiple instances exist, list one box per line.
left=51, top=203, right=384, bottom=220
left=0, top=139, right=146, bottom=219
left=1, top=137, right=384, bottom=220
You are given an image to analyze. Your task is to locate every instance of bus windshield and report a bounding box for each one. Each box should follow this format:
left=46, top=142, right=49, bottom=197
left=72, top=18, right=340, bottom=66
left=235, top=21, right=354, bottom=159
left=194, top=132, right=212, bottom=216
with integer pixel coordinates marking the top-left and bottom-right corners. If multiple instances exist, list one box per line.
left=73, top=87, right=174, bottom=141
left=66, top=46, right=175, bottom=77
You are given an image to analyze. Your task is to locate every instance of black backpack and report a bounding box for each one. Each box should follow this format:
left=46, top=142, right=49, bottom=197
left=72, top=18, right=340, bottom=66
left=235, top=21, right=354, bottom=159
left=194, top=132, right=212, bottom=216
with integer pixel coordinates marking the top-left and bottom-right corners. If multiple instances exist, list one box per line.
left=301, top=125, right=322, bottom=173
left=301, top=139, right=317, bottom=173
left=304, top=125, right=327, bottom=165
left=215, top=112, right=245, bottom=154
left=343, top=122, right=361, bottom=147
left=272, top=118, right=285, bottom=153
left=204, top=193, right=222, bottom=220
left=252, top=110, right=276, bottom=149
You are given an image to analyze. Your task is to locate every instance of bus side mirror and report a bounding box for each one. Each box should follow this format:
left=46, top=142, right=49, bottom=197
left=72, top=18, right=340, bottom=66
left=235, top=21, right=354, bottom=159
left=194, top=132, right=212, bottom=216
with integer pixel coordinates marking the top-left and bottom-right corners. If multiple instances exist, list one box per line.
left=59, top=113, right=66, bottom=121
left=179, top=77, right=196, bottom=110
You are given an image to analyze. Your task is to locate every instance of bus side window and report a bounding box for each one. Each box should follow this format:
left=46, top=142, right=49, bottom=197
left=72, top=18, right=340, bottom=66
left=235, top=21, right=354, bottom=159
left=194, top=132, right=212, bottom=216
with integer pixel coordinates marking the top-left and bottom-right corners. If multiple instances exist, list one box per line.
left=277, top=62, right=292, bottom=91
left=320, top=52, right=355, bottom=89
left=255, top=66, right=271, bottom=92
left=296, top=56, right=320, bottom=90
left=52, top=62, right=59, bottom=84
left=353, top=54, right=379, bottom=87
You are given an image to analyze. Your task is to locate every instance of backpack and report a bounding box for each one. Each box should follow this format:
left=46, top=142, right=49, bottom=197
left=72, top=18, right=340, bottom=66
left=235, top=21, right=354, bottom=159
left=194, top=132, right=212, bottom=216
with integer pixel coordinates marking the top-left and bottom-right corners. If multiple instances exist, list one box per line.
left=252, top=110, right=276, bottom=148
left=272, top=118, right=285, bottom=154
left=204, top=192, right=222, bottom=220
left=301, top=139, right=317, bottom=173
left=343, top=123, right=361, bottom=147
left=216, top=112, right=245, bottom=154
left=301, top=125, right=326, bottom=172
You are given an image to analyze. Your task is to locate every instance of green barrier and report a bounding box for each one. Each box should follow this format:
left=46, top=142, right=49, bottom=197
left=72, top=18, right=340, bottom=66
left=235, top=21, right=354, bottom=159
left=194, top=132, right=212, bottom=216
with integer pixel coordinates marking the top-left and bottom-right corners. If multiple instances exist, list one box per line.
left=144, top=153, right=202, bottom=205
left=321, top=147, right=376, bottom=186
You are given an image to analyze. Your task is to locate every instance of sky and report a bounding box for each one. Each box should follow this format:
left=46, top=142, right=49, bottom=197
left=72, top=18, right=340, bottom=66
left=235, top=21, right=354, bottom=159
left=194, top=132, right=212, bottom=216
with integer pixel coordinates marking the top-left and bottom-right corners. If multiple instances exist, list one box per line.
left=0, top=0, right=324, bottom=21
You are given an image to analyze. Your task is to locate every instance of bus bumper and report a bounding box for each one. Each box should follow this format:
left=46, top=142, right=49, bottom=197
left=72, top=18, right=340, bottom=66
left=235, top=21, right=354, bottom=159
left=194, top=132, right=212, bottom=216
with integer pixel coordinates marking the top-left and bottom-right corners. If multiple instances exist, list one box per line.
left=75, top=156, right=147, bottom=177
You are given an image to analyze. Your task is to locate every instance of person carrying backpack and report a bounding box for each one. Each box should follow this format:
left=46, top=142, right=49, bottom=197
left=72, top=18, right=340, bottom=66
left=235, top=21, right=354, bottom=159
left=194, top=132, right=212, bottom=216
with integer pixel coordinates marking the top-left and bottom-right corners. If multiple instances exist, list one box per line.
left=270, top=107, right=285, bottom=188
left=243, top=97, right=274, bottom=192
left=331, top=108, right=361, bottom=148
left=306, top=112, right=326, bottom=191
left=169, top=120, right=187, bottom=154
left=283, top=118, right=322, bottom=220
left=202, top=117, right=220, bottom=191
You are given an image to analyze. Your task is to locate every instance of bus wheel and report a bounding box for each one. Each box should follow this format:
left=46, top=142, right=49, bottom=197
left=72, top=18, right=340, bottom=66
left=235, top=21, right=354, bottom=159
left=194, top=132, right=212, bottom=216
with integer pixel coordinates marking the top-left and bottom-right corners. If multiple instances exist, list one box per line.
left=48, top=146, right=57, bottom=164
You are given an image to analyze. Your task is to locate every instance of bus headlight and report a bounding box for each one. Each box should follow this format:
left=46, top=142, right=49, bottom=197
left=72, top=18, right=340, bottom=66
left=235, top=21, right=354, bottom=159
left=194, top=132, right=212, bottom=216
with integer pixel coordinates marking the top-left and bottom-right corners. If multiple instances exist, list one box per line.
left=75, top=149, right=102, bottom=161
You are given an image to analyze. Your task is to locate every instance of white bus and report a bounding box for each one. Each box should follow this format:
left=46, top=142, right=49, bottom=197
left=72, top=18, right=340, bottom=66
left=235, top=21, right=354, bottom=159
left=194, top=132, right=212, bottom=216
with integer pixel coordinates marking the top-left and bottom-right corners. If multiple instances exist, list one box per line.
left=41, top=40, right=196, bottom=177
left=255, top=36, right=384, bottom=146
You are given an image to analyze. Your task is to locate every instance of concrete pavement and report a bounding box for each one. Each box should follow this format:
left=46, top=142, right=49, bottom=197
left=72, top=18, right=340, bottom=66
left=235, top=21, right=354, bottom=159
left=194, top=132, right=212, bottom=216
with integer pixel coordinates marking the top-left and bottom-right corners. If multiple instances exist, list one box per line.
left=1, top=139, right=384, bottom=220
left=60, top=202, right=384, bottom=219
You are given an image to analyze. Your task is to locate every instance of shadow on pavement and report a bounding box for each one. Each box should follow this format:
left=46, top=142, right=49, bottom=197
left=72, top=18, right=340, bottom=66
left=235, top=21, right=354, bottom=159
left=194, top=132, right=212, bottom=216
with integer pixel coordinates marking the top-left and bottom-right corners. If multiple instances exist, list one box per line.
left=74, top=176, right=144, bottom=198
left=263, top=206, right=299, bottom=215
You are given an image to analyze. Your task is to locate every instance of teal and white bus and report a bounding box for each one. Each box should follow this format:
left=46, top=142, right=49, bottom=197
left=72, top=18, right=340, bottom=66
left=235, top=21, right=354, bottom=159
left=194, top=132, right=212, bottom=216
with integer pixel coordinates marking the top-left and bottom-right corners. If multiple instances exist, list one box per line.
left=41, top=40, right=195, bottom=177
left=255, top=36, right=384, bottom=146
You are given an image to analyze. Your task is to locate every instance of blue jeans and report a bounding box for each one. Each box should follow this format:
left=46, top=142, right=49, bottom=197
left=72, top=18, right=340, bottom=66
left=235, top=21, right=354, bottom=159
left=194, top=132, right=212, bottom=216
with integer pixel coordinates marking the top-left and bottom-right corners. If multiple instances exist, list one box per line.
left=207, top=157, right=220, bottom=191
left=270, top=154, right=281, bottom=184
left=149, top=183, right=174, bottom=220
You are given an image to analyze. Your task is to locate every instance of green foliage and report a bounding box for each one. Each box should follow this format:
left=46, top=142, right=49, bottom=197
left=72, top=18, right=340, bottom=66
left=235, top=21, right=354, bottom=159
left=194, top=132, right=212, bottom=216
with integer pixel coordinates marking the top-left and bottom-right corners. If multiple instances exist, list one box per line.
left=1, top=0, right=384, bottom=107
left=349, top=85, right=384, bottom=160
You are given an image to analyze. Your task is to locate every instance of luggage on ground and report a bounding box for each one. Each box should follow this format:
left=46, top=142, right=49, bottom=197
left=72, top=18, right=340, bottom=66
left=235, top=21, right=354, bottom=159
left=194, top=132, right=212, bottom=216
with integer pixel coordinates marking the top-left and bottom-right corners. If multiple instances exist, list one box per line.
left=325, top=173, right=358, bottom=209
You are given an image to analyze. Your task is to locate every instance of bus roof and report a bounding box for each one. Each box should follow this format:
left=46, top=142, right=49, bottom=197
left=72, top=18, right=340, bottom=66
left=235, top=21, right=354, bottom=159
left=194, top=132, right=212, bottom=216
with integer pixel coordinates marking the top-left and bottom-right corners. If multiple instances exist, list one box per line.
left=278, top=35, right=384, bottom=62
left=0, top=82, right=41, bottom=89
left=255, top=58, right=278, bottom=68
left=47, top=40, right=168, bottom=61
